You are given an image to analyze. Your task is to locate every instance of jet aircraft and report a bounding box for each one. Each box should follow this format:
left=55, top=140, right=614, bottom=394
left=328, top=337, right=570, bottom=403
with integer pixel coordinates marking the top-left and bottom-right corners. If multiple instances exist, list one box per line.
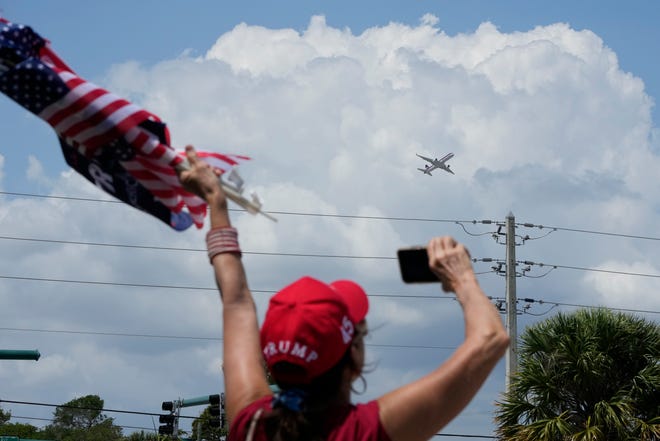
left=416, top=153, right=455, bottom=175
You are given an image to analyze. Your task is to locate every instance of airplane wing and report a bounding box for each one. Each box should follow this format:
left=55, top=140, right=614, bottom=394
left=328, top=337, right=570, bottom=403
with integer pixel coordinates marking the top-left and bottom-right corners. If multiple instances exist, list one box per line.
left=438, top=152, right=454, bottom=163
left=417, top=152, right=454, bottom=165
left=416, top=153, right=435, bottom=164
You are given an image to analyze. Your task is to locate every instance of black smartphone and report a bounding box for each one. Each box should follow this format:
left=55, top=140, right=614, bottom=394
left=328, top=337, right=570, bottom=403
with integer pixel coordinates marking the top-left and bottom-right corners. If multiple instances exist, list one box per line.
left=397, top=247, right=439, bottom=283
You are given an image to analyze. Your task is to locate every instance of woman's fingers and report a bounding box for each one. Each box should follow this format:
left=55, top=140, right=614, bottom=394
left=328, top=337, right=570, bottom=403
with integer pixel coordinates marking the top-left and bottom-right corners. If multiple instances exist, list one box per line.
left=427, top=236, right=474, bottom=293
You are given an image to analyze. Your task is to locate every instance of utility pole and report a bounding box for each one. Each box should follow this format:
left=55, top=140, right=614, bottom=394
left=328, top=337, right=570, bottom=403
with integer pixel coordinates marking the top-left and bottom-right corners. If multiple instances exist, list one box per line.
left=505, top=212, right=518, bottom=393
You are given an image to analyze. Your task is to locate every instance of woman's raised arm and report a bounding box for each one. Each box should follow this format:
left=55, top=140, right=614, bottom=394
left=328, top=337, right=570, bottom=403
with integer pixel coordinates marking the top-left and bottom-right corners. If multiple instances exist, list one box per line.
left=178, top=146, right=271, bottom=423
left=377, top=236, right=509, bottom=441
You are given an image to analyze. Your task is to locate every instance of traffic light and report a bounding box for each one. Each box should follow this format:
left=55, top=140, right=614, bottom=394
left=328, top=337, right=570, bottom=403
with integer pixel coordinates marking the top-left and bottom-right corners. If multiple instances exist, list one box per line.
left=158, top=414, right=175, bottom=435
left=159, top=401, right=177, bottom=435
left=208, top=394, right=221, bottom=427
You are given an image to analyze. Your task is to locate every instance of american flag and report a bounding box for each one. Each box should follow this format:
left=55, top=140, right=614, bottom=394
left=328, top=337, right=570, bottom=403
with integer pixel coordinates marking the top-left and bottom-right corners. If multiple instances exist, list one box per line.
left=0, top=17, right=249, bottom=230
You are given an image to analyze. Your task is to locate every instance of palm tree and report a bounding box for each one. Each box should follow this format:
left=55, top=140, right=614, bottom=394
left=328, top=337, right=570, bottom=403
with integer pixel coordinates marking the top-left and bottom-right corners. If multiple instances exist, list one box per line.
left=495, top=308, right=659, bottom=440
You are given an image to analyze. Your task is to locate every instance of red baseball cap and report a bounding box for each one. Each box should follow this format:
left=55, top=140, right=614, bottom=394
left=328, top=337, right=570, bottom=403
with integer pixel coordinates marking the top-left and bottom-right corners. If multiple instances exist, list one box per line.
left=260, top=276, right=369, bottom=384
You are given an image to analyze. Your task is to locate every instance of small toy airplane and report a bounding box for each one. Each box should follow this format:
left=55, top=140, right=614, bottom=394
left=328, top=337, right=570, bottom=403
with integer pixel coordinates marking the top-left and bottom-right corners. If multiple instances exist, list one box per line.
left=177, top=159, right=277, bottom=222
left=220, top=167, right=277, bottom=222
left=416, top=153, right=454, bottom=176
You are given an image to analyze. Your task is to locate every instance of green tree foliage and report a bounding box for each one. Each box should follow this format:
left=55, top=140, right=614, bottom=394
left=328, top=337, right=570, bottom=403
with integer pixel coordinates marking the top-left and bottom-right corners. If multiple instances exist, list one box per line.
left=495, top=308, right=660, bottom=440
left=42, top=395, right=123, bottom=441
left=51, top=395, right=106, bottom=429
left=0, top=407, right=10, bottom=425
left=0, top=421, right=42, bottom=439
left=0, top=406, right=46, bottom=439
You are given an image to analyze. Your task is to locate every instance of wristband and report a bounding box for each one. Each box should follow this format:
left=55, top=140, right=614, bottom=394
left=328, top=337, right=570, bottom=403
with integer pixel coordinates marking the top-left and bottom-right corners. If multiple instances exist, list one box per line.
left=206, top=227, right=241, bottom=263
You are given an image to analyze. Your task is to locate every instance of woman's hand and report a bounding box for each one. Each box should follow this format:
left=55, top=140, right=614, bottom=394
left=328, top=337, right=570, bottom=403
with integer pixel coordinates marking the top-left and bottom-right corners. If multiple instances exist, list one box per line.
left=178, top=145, right=227, bottom=205
left=427, top=236, right=477, bottom=294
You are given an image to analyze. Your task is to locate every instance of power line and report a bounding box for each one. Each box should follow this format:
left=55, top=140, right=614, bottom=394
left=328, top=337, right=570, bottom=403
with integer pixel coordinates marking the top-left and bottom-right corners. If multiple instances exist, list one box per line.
left=0, top=326, right=458, bottom=350
left=0, top=273, right=655, bottom=314
left=0, top=190, right=465, bottom=224
left=474, top=258, right=660, bottom=279
left=0, top=398, right=200, bottom=420
left=5, top=190, right=660, bottom=241
left=490, top=296, right=660, bottom=315
left=0, top=191, right=124, bottom=204
left=547, top=263, right=660, bottom=278
left=517, top=221, right=660, bottom=242
left=0, top=274, right=448, bottom=299
left=551, top=300, right=659, bottom=315
left=9, top=414, right=156, bottom=433
left=0, top=326, right=219, bottom=341
left=0, top=234, right=395, bottom=261
left=3, top=234, right=660, bottom=279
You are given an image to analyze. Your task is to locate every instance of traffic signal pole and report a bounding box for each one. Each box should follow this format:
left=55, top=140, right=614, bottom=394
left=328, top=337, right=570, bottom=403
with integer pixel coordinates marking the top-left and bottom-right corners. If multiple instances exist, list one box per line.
left=159, top=394, right=224, bottom=437
left=0, top=350, right=40, bottom=360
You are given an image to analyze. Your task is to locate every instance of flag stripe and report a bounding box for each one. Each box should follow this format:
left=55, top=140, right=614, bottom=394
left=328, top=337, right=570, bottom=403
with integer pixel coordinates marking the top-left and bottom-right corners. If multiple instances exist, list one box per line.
left=125, top=126, right=183, bottom=166
left=77, top=104, right=150, bottom=151
left=60, top=94, right=128, bottom=138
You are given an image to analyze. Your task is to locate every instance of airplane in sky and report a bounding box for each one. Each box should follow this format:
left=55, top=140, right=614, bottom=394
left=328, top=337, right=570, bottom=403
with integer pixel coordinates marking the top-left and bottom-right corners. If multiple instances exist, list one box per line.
left=416, top=152, right=455, bottom=175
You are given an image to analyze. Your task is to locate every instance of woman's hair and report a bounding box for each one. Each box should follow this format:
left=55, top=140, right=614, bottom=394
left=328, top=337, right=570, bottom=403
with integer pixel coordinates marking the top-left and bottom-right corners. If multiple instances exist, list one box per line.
left=262, top=343, right=364, bottom=441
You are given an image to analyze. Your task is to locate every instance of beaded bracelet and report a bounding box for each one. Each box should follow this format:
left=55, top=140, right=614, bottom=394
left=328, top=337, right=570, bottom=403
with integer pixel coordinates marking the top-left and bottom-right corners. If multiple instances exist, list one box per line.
left=206, top=226, right=242, bottom=263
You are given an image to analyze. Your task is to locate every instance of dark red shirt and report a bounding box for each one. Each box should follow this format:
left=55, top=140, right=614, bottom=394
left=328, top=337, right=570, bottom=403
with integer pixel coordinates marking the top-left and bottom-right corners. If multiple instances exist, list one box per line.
left=228, top=396, right=392, bottom=441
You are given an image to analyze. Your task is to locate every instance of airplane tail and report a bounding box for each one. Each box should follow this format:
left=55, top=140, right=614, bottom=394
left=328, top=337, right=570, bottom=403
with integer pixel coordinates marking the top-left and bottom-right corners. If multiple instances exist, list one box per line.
left=417, top=168, right=431, bottom=175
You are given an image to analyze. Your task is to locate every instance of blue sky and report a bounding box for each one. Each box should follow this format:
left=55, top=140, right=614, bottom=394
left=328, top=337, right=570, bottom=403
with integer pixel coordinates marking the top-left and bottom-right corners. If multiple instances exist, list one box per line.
left=3, top=1, right=659, bottom=112
left=1, top=2, right=659, bottom=440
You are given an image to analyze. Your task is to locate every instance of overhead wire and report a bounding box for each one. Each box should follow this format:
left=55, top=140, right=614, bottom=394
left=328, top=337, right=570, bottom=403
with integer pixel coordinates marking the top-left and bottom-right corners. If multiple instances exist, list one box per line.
left=0, top=234, right=396, bottom=261
left=0, top=190, right=467, bottom=224
left=1, top=273, right=657, bottom=315
left=0, top=274, right=450, bottom=300
left=4, top=190, right=660, bottom=241
left=0, top=398, right=190, bottom=419
left=0, top=326, right=458, bottom=350
left=526, top=223, right=660, bottom=242
left=490, top=296, right=659, bottom=315
left=1, top=234, right=660, bottom=278
left=8, top=414, right=156, bottom=433
left=472, top=257, right=660, bottom=279
left=546, top=263, right=660, bottom=278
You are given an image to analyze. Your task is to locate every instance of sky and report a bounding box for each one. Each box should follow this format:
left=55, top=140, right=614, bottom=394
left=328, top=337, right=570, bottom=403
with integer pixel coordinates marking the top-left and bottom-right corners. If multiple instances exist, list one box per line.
left=0, top=1, right=659, bottom=440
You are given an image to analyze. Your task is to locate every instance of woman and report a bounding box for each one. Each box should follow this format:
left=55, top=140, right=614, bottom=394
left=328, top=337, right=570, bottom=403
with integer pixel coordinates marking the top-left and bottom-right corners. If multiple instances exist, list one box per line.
left=178, top=145, right=509, bottom=441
